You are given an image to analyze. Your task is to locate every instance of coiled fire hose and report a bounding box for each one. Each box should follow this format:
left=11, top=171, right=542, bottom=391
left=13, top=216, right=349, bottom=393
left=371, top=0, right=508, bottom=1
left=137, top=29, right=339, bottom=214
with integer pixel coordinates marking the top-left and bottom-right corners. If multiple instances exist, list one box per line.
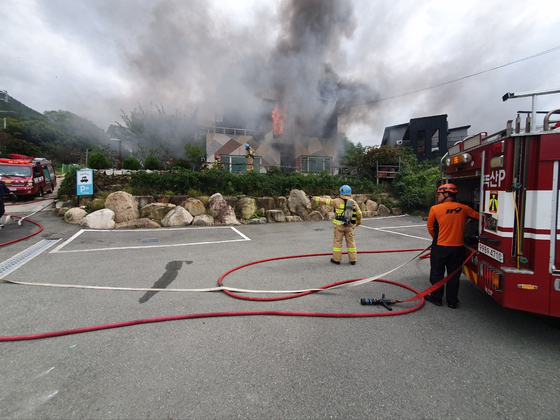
left=0, top=247, right=476, bottom=342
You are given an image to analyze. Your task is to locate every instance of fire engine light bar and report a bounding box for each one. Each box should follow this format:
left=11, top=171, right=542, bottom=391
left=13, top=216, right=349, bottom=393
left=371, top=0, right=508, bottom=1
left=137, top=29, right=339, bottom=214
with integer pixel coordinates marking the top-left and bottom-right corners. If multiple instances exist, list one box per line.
left=517, top=284, right=538, bottom=290
left=448, top=144, right=461, bottom=155
left=447, top=153, right=472, bottom=167
left=463, top=133, right=483, bottom=150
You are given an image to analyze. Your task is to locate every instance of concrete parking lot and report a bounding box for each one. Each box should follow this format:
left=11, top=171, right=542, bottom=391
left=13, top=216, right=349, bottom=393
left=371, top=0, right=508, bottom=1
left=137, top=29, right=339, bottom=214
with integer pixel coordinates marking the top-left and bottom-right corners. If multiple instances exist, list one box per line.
left=1, top=202, right=559, bottom=419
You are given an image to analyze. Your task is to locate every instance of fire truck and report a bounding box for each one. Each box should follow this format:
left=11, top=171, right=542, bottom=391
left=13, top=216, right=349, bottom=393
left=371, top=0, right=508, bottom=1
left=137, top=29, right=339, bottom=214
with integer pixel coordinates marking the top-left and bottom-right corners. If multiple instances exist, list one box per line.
left=0, top=154, right=57, bottom=199
left=442, top=88, right=560, bottom=317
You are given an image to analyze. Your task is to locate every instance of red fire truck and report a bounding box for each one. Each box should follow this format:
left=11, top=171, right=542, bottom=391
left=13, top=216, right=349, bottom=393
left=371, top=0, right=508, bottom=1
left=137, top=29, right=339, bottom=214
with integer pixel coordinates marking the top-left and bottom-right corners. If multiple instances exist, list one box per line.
left=0, top=154, right=57, bottom=199
left=442, top=89, right=560, bottom=317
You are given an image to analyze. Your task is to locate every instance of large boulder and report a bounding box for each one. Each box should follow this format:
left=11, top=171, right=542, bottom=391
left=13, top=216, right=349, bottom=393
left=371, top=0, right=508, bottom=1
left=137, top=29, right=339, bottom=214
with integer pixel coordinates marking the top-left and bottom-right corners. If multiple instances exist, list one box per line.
left=276, top=196, right=291, bottom=215
left=365, top=200, right=378, bottom=212
left=192, top=214, right=214, bottom=226
left=134, top=196, right=155, bottom=208
left=115, top=218, right=161, bottom=229
left=377, top=204, right=391, bottom=217
left=181, top=198, right=206, bottom=217
left=235, top=197, right=257, bottom=220
left=266, top=209, right=286, bottom=223
left=208, top=193, right=228, bottom=218
left=217, top=206, right=240, bottom=225
left=64, top=207, right=87, bottom=224
left=256, top=197, right=275, bottom=211
left=80, top=209, right=115, bottom=229
left=161, top=206, right=194, bottom=227
left=287, top=189, right=311, bottom=218
left=140, top=203, right=176, bottom=223
left=105, top=191, right=140, bottom=223
left=303, top=210, right=324, bottom=222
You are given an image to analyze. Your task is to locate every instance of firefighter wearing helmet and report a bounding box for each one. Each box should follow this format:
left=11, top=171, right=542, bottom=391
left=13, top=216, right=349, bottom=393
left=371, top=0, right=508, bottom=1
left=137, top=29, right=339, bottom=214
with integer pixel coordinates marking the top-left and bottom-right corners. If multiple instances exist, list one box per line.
left=426, top=183, right=479, bottom=308
left=309, top=185, right=362, bottom=265
left=214, top=155, right=224, bottom=170
left=245, top=143, right=255, bottom=172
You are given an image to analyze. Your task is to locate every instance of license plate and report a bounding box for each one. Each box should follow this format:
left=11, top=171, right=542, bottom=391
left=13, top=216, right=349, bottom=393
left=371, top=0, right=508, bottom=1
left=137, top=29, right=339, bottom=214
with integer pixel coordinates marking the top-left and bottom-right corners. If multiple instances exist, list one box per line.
left=8, top=188, right=16, bottom=192
left=478, top=243, right=504, bottom=263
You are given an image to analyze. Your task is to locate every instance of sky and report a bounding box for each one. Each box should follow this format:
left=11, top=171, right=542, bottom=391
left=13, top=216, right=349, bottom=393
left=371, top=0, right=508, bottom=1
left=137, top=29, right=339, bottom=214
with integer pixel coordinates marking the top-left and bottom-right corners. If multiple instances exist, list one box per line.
left=1, top=0, right=559, bottom=147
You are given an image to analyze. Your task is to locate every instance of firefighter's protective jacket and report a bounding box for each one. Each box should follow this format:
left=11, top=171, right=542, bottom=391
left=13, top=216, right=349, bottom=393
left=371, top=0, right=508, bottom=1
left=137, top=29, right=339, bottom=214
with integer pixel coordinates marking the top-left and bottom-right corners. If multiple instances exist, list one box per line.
left=427, top=201, right=479, bottom=246
left=314, top=197, right=362, bottom=226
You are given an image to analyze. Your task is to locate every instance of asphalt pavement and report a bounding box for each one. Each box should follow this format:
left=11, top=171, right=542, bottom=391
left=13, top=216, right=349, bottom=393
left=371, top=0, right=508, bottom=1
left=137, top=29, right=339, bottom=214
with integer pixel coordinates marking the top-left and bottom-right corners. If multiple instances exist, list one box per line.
left=0, top=202, right=559, bottom=419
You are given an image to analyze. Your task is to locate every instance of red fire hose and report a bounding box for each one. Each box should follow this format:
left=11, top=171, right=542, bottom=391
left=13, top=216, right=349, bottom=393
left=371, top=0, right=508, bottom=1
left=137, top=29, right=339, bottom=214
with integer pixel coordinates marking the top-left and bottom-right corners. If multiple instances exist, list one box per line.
left=0, top=214, right=43, bottom=247
left=0, top=247, right=477, bottom=342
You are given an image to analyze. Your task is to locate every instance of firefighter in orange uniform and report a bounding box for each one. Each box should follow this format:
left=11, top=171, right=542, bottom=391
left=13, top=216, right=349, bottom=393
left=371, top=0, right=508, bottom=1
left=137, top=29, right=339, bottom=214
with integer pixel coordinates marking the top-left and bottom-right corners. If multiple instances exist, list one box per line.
left=426, top=183, right=479, bottom=308
left=310, top=185, right=362, bottom=265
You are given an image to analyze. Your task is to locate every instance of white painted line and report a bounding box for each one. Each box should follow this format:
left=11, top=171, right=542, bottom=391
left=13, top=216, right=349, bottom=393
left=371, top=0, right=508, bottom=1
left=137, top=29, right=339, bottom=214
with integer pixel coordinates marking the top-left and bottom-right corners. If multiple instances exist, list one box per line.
left=50, top=226, right=250, bottom=253
left=230, top=226, right=251, bottom=241
left=50, top=229, right=85, bottom=253
left=360, top=224, right=432, bottom=241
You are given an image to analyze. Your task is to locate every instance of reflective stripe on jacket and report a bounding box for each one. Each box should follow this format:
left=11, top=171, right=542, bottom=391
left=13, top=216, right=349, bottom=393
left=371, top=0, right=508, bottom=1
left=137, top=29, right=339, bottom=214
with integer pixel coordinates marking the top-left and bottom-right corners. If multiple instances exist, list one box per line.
left=314, top=197, right=362, bottom=226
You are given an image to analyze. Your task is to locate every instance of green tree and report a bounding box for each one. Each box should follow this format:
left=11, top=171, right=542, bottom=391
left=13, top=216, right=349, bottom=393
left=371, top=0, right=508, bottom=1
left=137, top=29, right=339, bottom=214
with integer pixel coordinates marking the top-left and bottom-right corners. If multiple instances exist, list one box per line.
left=88, top=152, right=110, bottom=169
left=144, top=155, right=161, bottom=170
left=123, top=157, right=142, bottom=170
left=339, top=134, right=364, bottom=167
left=3, top=138, right=42, bottom=157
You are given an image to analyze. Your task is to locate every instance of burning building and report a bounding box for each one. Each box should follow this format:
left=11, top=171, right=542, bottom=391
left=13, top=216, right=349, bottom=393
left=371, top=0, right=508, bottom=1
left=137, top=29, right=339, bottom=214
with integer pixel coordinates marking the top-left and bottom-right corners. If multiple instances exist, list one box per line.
left=204, top=97, right=339, bottom=173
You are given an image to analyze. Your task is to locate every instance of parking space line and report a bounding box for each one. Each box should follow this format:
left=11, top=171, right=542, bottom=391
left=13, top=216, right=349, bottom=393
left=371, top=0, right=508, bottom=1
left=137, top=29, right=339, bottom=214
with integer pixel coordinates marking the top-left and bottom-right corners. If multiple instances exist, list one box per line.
left=360, top=224, right=431, bottom=241
left=50, top=226, right=251, bottom=254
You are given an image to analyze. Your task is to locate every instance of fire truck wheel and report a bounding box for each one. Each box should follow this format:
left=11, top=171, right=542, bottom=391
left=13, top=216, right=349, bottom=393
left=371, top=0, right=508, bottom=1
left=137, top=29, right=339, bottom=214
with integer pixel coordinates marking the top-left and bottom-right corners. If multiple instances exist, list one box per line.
left=36, top=187, right=43, bottom=198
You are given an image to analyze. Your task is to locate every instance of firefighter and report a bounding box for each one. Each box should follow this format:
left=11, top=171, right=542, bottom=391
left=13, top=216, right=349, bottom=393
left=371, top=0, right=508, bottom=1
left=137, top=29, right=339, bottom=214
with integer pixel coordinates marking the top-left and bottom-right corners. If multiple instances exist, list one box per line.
left=310, top=185, right=362, bottom=265
left=0, top=176, right=16, bottom=220
left=214, top=155, right=224, bottom=170
left=425, top=183, right=479, bottom=308
left=245, top=143, right=254, bottom=172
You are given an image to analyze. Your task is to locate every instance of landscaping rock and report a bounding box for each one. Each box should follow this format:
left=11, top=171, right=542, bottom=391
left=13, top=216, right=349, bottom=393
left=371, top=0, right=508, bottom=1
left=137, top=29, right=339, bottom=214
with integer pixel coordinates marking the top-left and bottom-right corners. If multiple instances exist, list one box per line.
left=105, top=191, right=140, bottom=223
left=288, top=189, right=311, bottom=218
left=377, top=204, right=391, bottom=217
left=217, top=205, right=240, bottom=225
left=208, top=193, right=228, bottom=218
left=80, top=208, right=115, bottom=229
left=64, top=207, right=87, bottom=224
left=140, top=203, right=176, bottom=223
left=161, top=206, right=194, bottom=227
left=192, top=214, right=214, bottom=226
left=180, top=198, right=206, bottom=217
left=266, top=209, right=286, bottom=223
left=115, top=218, right=161, bottom=229
left=235, top=197, right=257, bottom=220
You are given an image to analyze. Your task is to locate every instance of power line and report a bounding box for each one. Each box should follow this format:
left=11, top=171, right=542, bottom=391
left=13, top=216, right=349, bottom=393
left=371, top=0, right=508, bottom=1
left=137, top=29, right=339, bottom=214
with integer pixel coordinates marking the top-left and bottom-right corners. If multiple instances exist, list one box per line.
left=350, top=45, right=560, bottom=107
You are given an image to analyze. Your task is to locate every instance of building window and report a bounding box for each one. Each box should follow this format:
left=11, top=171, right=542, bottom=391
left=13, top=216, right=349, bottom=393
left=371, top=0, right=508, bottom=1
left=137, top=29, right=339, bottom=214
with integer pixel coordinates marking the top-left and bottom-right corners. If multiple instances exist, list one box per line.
left=221, top=155, right=261, bottom=173
left=301, top=156, right=331, bottom=173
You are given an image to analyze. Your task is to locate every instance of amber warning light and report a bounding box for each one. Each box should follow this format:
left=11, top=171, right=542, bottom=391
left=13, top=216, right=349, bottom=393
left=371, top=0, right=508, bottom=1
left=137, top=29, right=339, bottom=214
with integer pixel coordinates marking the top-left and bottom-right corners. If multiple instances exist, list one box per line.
left=446, top=153, right=472, bottom=167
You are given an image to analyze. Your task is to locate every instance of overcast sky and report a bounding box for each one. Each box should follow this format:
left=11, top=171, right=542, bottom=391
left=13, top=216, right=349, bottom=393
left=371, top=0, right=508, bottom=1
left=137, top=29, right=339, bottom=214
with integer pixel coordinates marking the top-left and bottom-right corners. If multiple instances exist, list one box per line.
left=2, top=0, right=559, bottom=147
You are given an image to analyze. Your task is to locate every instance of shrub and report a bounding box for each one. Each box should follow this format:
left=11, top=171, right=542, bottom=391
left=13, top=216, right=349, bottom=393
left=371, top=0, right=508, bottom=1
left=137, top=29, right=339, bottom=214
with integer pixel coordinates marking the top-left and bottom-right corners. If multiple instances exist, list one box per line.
left=123, top=157, right=141, bottom=170
left=88, top=152, right=110, bottom=169
left=144, top=155, right=161, bottom=170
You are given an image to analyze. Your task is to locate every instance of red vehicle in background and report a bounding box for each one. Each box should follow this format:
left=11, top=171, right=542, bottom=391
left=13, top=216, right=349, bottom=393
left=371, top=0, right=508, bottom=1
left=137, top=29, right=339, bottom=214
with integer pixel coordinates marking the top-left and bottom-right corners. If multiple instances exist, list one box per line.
left=442, top=89, right=560, bottom=317
left=0, top=154, right=57, bottom=199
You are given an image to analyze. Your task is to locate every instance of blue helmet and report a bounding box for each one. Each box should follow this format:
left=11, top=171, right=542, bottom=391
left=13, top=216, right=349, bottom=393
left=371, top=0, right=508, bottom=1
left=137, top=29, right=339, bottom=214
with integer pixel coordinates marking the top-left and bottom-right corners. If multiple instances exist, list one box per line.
left=339, top=185, right=352, bottom=196
left=245, top=143, right=250, bottom=149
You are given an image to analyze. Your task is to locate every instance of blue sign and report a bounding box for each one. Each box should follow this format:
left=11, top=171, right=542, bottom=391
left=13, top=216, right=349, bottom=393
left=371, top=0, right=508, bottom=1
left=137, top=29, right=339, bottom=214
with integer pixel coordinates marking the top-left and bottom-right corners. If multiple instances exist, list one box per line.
left=76, top=169, right=94, bottom=196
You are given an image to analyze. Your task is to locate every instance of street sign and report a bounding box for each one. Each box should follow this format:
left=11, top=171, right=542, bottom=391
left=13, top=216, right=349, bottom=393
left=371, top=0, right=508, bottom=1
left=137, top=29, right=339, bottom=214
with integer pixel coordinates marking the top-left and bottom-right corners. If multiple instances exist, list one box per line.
left=76, top=169, right=94, bottom=196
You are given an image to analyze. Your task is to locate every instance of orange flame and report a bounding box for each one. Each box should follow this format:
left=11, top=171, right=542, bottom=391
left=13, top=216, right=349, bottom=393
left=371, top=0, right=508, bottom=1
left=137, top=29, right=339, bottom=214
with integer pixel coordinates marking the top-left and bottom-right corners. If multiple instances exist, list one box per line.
left=272, top=102, right=287, bottom=135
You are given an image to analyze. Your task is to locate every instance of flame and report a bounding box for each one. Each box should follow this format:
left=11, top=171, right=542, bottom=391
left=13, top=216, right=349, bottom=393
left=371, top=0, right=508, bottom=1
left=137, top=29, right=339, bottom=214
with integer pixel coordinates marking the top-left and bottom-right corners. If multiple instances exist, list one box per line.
left=272, top=102, right=287, bottom=135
